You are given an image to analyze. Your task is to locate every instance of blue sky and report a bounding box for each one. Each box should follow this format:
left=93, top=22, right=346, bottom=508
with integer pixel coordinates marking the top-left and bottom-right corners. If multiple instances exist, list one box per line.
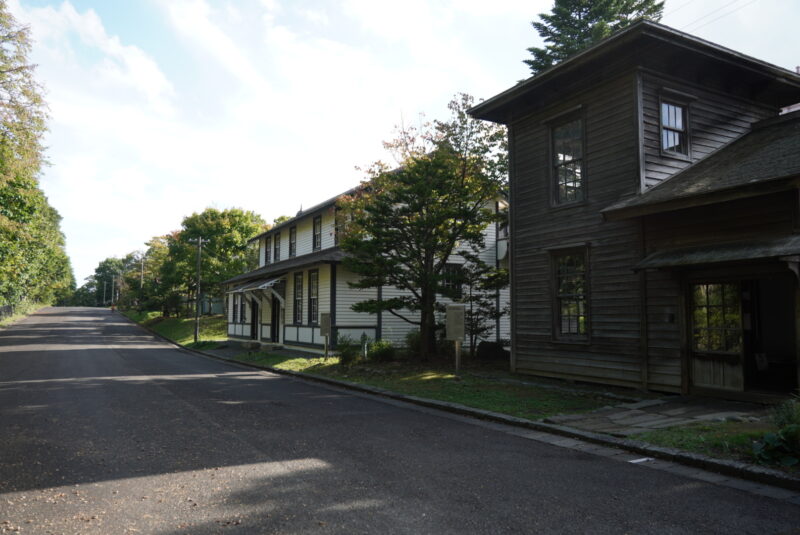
left=8, top=0, right=800, bottom=284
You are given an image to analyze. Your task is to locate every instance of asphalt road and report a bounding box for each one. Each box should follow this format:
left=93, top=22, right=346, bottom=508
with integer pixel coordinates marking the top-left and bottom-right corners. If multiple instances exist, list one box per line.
left=1, top=307, right=798, bottom=534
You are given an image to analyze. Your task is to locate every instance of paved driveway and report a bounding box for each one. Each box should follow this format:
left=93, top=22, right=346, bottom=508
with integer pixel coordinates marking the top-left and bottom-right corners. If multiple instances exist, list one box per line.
left=1, top=307, right=797, bottom=534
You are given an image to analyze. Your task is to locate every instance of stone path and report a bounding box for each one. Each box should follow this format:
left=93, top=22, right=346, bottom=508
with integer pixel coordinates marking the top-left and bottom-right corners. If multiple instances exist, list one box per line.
left=545, top=396, right=770, bottom=437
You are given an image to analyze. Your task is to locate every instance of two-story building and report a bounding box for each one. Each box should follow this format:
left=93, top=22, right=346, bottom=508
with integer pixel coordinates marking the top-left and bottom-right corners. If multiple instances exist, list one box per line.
left=224, top=188, right=510, bottom=353
left=470, top=21, right=800, bottom=400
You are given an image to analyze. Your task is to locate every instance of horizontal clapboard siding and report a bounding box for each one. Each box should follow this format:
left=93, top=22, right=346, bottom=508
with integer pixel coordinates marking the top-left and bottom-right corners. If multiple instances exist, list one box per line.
left=641, top=72, right=775, bottom=189
left=510, top=72, right=646, bottom=388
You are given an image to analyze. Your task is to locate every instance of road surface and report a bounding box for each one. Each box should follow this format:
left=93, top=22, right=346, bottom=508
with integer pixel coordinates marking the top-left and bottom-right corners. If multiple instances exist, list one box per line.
left=0, top=307, right=797, bottom=534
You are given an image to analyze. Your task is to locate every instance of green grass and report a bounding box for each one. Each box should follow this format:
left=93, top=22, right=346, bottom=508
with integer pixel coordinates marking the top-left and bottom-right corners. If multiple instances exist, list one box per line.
left=0, top=302, right=48, bottom=327
left=121, top=310, right=227, bottom=349
left=633, top=421, right=775, bottom=462
left=235, top=352, right=613, bottom=420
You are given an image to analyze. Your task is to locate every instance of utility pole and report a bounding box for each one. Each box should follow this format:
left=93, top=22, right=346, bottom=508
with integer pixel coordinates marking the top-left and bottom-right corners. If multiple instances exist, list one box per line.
left=190, top=237, right=205, bottom=344
left=102, top=280, right=107, bottom=306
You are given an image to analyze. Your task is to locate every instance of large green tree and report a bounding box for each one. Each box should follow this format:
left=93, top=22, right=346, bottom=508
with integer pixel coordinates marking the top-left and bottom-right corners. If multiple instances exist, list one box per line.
left=0, top=2, right=73, bottom=307
left=338, top=94, right=507, bottom=359
left=525, top=0, right=664, bottom=75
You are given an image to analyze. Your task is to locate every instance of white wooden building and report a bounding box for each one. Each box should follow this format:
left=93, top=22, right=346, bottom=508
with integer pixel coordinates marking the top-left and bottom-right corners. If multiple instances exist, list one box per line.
left=224, top=189, right=510, bottom=352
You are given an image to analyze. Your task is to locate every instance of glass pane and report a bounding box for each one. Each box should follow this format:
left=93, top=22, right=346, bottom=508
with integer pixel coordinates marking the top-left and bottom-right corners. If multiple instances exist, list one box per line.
left=553, top=119, right=582, bottom=163
left=693, top=306, right=707, bottom=329
left=707, top=284, right=722, bottom=306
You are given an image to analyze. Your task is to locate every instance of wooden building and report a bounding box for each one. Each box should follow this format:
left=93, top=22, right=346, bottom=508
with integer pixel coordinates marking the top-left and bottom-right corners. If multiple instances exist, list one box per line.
left=470, top=21, right=800, bottom=398
left=223, top=189, right=510, bottom=353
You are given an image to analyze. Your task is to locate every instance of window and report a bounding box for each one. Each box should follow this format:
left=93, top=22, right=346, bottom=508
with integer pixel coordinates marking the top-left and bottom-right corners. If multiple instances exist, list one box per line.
left=232, top=294, right=238, bottom=323
left=293, top=272, right=303, bottom=324
left=264, top=235, right=271, bottom=264
left=441, top=263, right=463, bottom=299
left=239, top=294, right=246, bottom=324
left=691, top=283, right=742, bottom=354
left=289, top=227, right=297, bottom=257
left=554, top=251, right=588, bottom=337
left=313, top=216, right=322, bottom=251
left=308, top=270, right=319, bottom=324
left=552, top=116, right=584, bottom=204
left=274, top=232, right=281, bottom=262
left=661, top=101, right=688, bottom=156
left=334, top=208, right=341, bottom=245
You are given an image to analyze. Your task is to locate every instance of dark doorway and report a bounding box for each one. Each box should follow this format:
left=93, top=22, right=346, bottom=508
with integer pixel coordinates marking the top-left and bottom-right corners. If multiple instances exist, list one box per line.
left=744, top=276, right=798, bottom=392
left=250, top=299, right=259, bottom=340
left=270, top=295, right=280, bottom=343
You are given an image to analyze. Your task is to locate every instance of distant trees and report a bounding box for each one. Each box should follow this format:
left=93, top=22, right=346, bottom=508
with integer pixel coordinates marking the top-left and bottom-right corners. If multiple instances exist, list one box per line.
left=525, top=0, right=664, bottom=75
left=0, top=2, right=74, bottom=308
left=338, top=94, right=507, bottom=359
left=76, top=208, right=266, bottom=316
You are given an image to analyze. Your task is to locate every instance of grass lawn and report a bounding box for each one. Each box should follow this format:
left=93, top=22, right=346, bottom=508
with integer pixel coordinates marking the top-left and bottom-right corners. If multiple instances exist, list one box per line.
left=121, top=310, right=227, bottom=349
left=235, top=352, right=614, bottom=420
left=633, top=420, right=775, bottom=463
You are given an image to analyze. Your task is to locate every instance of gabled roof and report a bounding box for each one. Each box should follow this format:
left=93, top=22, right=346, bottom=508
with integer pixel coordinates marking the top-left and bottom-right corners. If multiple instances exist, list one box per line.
left=223, top=247, right=345, bottom=285
left=603, top=111, right=800, bottom=220
left=470, top=20, right=800, bottom=124
left=248, top=187, right=357, bottom=244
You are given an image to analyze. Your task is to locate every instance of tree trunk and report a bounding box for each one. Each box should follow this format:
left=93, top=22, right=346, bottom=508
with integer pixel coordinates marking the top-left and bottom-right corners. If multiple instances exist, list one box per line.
left=419, top=290, right=437, bottom=360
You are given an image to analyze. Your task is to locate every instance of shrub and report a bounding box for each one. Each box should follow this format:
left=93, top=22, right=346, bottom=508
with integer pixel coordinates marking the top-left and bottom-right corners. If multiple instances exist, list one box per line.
left=476, top=341, right=510, bottom=361
left=337, top=334, right=361, bottom=366
left=753, top=424, right=800, bottom=467
left=404, top=329, right=421, bottom=358
left=773, top=395, right=800, bottom=428
left=368, top=339, right=396, bottom=362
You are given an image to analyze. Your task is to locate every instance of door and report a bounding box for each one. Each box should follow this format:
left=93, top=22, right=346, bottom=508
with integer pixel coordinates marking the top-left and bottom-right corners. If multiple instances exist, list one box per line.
left=271, top=295, right=280, bottom=343
left=250, top=299, right=259, bottom=340
left=689, top=282, right=744, bottom=391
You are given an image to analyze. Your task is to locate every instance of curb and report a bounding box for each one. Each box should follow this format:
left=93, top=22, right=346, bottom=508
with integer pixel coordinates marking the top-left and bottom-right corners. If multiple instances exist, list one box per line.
left=118, top=312, right=800, bottom=493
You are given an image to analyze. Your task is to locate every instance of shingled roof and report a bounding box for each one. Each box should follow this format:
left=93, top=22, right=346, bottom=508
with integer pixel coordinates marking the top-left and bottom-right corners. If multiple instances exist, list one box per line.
left=603, top=111, right=800, bottom=220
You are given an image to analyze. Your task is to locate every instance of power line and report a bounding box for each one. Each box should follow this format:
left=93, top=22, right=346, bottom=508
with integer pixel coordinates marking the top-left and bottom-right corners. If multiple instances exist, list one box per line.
left=664, top=0, right=697, bottom=17
left=681, top=0, right=746, bottom=32
left=684, top=0, right=758, bottom=32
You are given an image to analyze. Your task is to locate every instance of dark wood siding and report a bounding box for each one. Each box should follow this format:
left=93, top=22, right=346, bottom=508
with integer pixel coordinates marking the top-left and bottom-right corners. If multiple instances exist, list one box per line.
left=641, top=72, right=776, bottom=189
left=511, top=72, right=648, bottom=388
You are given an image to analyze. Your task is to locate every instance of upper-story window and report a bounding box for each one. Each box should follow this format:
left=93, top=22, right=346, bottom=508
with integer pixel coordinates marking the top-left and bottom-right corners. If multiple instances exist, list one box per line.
left=552, top=116, right=584, bottom=204
left=313, top=216, right=322, bottom=251
left=553, top=249, right=588, bottom=339
left=661, top=101, right=689, bottom=156
left=289, top=227, right=297, bottom=257
left=264, top=235, right=271, bottom=264
left=274, top=232, right=281, bottom=262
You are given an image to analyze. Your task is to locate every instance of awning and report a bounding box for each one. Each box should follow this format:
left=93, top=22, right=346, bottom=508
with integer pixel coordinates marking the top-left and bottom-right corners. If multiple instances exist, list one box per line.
left=227, top=277, right=283, bottom=293
left=635, top=235, right=800, bottom=270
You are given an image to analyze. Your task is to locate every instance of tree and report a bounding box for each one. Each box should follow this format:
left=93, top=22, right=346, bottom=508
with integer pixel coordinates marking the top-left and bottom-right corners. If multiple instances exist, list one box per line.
left=456, top=253, right=509, bottom=357
left=0, top=2, right=74, bottom=307
left=525, top=0, right=664, bottom=75
left=338, top=94, right=507, bottom=359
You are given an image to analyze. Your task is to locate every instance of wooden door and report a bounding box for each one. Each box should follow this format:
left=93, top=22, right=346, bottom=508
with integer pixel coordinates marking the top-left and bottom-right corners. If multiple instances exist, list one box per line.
left=250, top=299, right=259, bottom=340
left=689, top=282, right=744, bottom=391
left=271, top=295, right=280, bottom=343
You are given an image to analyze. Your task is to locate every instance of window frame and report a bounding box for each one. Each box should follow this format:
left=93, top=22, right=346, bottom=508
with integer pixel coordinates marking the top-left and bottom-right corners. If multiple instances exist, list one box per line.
left=308, top=269, right=319, bottom=324
left=312, top=216, right=322, bottom=251
left=550, top=247, right=590, bottom=342
left=232, top=293, right=238, bottom=323
left=264, top=235, right=271, bottom=264
left=441, top=263, right=464, bottom=299
left=690, top=282, right=742, bottom=356
left=273, top=232, right=281, bottom=262
left=289, top=226, right=297, bottom=258
left=548, top=110, right=587, bottom=207
left=658, top=89, right=695, bottom=161
left=239, top=294, right=247, bottom=324
left=293, top=272, right=303, bottom=324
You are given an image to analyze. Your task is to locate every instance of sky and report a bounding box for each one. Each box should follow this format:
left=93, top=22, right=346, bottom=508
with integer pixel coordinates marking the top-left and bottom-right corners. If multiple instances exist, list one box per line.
left=7, top=0, right=800, bottom=285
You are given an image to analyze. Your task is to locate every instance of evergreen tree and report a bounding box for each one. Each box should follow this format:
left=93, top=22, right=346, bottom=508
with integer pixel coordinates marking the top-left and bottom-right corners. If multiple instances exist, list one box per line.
left=525, top=0, right=664, bottom=75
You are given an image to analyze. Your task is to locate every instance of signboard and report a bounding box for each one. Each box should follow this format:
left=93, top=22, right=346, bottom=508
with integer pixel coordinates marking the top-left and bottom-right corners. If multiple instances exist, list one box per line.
left=445, top=304, right=465, bottom=341
left=320, top=313, right=331, bottom=338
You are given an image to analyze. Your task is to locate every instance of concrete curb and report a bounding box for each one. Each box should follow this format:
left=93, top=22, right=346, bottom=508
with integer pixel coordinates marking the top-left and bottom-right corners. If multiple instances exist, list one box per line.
left=118, top=312, right=800, bottom=493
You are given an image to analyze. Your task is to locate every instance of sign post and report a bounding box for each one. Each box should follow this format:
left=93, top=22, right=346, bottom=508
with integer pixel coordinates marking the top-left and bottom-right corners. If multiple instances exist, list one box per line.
left=445, top=304, right=465, bottom=375
left=320, top=313, right=331, bottom=359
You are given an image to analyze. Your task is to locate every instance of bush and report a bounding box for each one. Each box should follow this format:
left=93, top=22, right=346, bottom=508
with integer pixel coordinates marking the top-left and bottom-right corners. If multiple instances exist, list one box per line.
left=404, top=329, right=421, bottom=358
left=773, top=395, right=800, bottom=428
left=753, top=424, right=800, bottom=467
left=337, top=334, right=361, bottom=366
left=368, top=339, right=396, bottom=362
